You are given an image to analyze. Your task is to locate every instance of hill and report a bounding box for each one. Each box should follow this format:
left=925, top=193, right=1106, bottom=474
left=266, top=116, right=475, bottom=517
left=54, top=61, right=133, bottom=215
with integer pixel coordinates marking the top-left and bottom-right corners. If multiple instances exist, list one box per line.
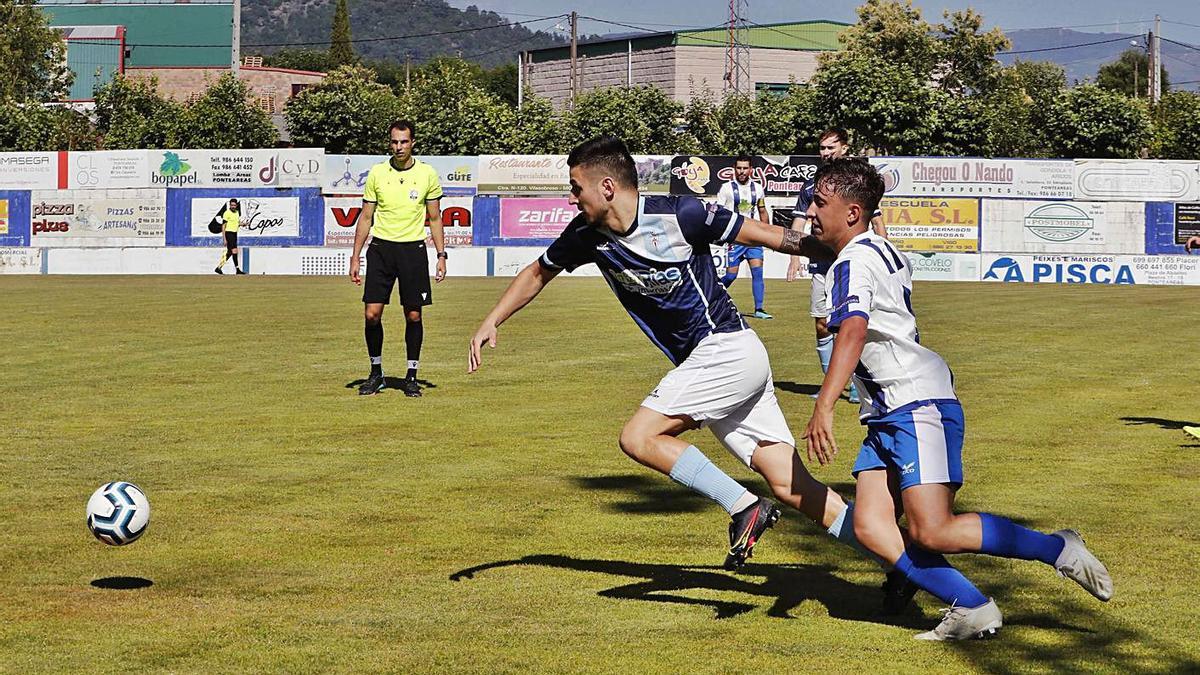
left=241, top=0, right=568, bottom=68
left=1003, top=28, right=1200, bottom=92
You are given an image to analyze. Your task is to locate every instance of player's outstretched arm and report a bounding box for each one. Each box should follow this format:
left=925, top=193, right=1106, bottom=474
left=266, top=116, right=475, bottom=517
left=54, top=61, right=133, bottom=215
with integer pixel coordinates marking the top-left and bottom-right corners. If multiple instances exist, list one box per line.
left=803, top=314, right=867, bottom=466
left=468, top=261, right=561, bottom=373
left=1186, top=235, right=1200, bottom=253
left=735, top=217, right=836, bottom=262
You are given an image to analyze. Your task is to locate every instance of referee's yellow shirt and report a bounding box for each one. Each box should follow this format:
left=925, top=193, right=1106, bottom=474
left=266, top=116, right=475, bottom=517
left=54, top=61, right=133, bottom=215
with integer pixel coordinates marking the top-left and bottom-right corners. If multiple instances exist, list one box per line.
left=222, top=209, right=240, bottom=232
left=362, top=159, right=444, bottom=243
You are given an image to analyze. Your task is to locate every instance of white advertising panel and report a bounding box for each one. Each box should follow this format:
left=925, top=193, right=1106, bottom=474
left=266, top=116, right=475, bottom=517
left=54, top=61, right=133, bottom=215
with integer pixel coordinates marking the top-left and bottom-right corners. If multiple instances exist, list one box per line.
left=66, top=150, right=152, bottom=189
left=871, top=157, right=1075, bottom=199
left=189, top=197, right=300, bottom=238
left=28, top=189, right=165, bottom=247
left=0, top=152, right=58, bottom=190
left=42, top=247, right=226, bottom=274
left=906, top=252, right=981, bottom=282
left=1074, top=160, right=1200, bottom=202
left=981, top=253, right=1200, bottom=286
left=477, top=155, right=570, bottom=194
left=323, top=155, right=477, bottom=196
left=249, top=246, right=489, bottom=276
left=323, top=196, right=473, bottom=247
left=149, top=149, right=324, bottom=189
left=981, top=200, right=1145, bottom=254
left=0, top=247, right=41, bottom=274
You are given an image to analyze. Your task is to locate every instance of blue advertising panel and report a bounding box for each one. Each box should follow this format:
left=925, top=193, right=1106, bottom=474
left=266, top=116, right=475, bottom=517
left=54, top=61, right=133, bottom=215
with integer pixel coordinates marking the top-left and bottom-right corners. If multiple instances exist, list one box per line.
left=166, top=188, right=324, bottom=247
left=0, top=190, right=31, bottom=247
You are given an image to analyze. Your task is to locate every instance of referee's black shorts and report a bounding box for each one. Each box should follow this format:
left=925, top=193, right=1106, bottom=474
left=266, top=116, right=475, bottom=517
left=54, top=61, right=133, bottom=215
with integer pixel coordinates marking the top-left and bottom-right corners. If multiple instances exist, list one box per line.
left=224, top=231, right=238, bottom=249
left=363, top=238, right=432, bottom=307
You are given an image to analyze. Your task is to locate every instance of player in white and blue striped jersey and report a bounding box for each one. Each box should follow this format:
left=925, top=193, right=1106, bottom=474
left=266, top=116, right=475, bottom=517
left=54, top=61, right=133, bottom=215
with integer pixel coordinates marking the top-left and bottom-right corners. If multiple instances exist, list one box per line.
left=715, top=155, right=771, bottom=319
left=801, top=157, right=1113, bottom=641
left=470, top=136, right=890, bottom=574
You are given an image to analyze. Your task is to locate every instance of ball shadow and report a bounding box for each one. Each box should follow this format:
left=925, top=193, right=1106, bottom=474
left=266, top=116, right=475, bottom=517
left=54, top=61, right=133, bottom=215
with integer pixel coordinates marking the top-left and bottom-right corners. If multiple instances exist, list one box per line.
left=90, top=576, right=153, bottom=590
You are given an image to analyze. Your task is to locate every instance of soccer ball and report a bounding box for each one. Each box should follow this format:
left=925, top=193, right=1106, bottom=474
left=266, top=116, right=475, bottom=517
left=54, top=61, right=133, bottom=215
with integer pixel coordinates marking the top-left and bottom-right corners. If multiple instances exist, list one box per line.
left=86, top=482, right=150, bottom=546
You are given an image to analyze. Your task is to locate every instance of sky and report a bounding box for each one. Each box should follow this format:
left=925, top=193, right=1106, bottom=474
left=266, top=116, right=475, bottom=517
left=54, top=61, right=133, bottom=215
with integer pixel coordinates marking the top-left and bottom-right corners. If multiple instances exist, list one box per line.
left=447, top=0, right=1200, bottom=45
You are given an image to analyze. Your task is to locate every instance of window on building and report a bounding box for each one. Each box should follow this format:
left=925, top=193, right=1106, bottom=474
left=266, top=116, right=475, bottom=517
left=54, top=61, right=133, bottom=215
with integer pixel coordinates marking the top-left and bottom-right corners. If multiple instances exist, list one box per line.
left=755, top=82, right=804, bottom=96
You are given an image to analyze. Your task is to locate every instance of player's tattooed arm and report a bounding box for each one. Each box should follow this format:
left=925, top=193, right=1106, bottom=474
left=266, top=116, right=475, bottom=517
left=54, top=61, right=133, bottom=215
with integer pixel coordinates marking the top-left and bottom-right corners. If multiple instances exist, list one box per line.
left=777, top=228, right=836, bottom=261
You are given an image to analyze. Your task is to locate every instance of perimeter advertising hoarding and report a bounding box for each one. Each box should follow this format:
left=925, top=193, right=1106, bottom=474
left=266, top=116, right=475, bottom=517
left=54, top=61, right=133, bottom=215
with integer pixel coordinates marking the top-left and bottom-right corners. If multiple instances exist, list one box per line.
left=669, top=156, right=820, bottom=196
left=871, top=157, right=1075, bottom=199
left=27, top=189, right=166, bottom=247
left=1074, top=160, right=1200, bottom=202
left=65, top=150, right=152, bottom=190
left=477, top=155, right=570, bottom=194
left=879, top=197, right=980, bottom=252
left=980, top=200, right=1145, bottom=254
left=323, top=155, right=478, bottom=196
left=498, top=198, right=574, bottom=239
left=0, top=152, right=58, bottom=190
left=981, top=253, right=1200, bottom=286
left=148, top=149, right=324, bottom=189
left=323, top=196, right=474, bottom=247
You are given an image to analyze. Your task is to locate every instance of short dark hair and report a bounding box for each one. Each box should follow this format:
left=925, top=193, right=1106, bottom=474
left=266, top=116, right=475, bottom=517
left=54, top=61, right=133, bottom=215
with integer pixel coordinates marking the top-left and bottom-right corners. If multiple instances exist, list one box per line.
left=813, top=157, right=884, bottom=216
left=228, top=198, right=240, bottom=211
left=389, top=119, right=416, bottom=138
left=819, top=127, right=849, bottom=145
left=734, top=154, right=753, bottom=166
left=567, top=135, right=638, bottom=189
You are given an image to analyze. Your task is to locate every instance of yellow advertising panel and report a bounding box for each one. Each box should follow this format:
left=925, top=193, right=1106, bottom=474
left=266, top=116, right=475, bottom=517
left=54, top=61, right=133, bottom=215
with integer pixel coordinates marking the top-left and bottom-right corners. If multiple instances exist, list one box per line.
left=879, top=197, right=979, bottom=252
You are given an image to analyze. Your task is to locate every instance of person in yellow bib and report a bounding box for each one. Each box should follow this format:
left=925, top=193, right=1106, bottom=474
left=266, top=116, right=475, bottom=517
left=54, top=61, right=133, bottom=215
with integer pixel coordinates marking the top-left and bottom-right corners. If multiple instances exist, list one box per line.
left=215, top=198, right=245, bottom=274
left=350, top=120, right=447, bottom=397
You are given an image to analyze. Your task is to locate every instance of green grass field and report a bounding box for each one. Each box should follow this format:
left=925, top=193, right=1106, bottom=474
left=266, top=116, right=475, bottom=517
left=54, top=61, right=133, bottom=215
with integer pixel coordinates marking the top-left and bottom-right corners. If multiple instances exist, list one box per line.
left=1, top=275, right=1198, bottom=673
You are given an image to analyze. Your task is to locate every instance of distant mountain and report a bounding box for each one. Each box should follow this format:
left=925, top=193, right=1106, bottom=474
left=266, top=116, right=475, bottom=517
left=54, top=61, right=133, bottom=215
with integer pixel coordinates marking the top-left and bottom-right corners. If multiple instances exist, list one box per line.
left=241, top=0, right=568, bottom=68
left=1002, top=28, right=1200, bottom=92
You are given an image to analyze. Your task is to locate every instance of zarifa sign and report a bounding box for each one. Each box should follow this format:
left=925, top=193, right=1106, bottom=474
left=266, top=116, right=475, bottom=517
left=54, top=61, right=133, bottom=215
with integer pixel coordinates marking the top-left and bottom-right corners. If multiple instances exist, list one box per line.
left=878, top=197, right=980, bottom=252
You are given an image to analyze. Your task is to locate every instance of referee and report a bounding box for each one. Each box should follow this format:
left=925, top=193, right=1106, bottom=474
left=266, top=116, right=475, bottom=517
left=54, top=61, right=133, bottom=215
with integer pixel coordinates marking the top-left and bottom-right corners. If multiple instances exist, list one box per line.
left=350, top=120, right=447, bottom=397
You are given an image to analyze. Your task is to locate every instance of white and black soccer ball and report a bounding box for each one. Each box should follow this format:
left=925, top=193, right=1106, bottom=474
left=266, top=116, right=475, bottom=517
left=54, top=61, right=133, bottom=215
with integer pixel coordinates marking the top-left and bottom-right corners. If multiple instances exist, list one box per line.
left=86, top=482, right=150, bottom=546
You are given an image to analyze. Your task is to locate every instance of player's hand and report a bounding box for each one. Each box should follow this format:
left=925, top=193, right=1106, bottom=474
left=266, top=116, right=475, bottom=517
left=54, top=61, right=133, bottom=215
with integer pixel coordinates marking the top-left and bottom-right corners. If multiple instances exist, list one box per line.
left=1186, top=236, right=1200, bottom=253
left=468, top=323, right=498, bottom=374
left=786, top=261, right=800, bottom=282
left=435, top=258, right=447, bottom=283
left=350, top=256, right=362, bottom=285
left=803, top=403, right=838, bottom=466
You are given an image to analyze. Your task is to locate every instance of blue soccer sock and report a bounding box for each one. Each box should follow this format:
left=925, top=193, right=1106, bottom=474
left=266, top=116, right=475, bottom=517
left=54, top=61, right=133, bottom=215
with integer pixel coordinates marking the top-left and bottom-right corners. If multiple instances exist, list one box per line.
left=721, top=270, right=738, bottom=287
left=895, top=547, right=989, bottom=608
left=826, top=503, right=887, bottom=567
left=816, top=335, right=834, bottom=374
left=978, top=513, right=1066, bottom=565
left=750, top=265, right=765, bottom=310
left=668, top=445, right=751, bottom=515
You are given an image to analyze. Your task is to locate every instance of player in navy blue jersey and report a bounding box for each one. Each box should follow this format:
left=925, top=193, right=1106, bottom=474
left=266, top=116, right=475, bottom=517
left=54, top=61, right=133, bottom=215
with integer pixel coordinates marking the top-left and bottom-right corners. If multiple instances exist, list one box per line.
left=802, top=157, right=1112, bottom=640
left=469, top=136, right=900, bottom=574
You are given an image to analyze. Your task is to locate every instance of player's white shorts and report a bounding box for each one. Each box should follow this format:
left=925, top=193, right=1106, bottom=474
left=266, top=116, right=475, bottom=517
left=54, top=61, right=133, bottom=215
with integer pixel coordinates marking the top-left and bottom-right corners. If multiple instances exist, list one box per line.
left=640, top=329, right=795, bottom=466
left=810, top=272, right=829, bottom=318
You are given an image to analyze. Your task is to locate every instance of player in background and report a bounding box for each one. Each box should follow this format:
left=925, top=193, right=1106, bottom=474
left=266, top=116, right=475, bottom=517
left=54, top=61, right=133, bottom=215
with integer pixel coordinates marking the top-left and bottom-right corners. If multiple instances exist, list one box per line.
left=469, top=136, right=905, bottom=577
left=801, top=158, right=1113, bottom=641
left=787, top=128, right=887, bottom=405
left=716, top=155, right=772, bottom=319
left=350, top=120, right=447, bottom=397
left=214, top=198, right=244, bottom=275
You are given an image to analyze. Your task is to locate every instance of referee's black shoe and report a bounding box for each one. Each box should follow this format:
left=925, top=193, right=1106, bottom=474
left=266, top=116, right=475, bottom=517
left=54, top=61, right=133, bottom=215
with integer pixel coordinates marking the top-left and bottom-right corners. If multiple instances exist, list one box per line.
left=400, top=376, right=422, bottom=397
left=880, top=569, right=920, bottom=615
left=724, top=496, right=781, bottom=570
left=358, top=372, right=386, bottom=396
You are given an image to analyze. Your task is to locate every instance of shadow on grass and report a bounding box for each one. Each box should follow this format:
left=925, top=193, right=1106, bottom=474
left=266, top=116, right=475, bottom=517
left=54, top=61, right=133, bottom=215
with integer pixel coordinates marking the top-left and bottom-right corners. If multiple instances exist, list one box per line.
left=90, top=576, right=153, bottom=590
left=449, top=553, right=924, bottom=627
left=344, top=377, right=438, bottom=393
left=570, top=475, right=713, bottom=515
left=1119, top=416, right=1198, bottom=430
left=450, top=554, right=1200, bottom=672
left=774, top=381, right=822, bottom=397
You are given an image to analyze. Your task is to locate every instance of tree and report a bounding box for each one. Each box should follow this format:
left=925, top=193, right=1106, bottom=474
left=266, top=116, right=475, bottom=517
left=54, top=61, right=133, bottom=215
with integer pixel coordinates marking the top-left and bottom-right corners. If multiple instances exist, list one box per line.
left=564, top=86, right=684, bottom=154
left=811, top=51, right=933, bottom=155
left=679, top=81, right=725, bottom=154
left=396, top=59, right=512, bottom=154
left=175, top=73, right=278, bottom=149
left=264, top=48, right=336, bottom=73
left=935, top=8, right=1010, bottom=94
left=509, top=92, right=566, bottom=153
left=0, top=100, right=97, bottom=150
left=93, top=74, right=182, bottom=149
left=329, top=0, right=355, bottom=67
left=285, top=64, right=398, bottom=153
left=1152, top=91, right=1200, bottom=159
left=1043, top=84, right=1152, bottom=158
left=0, top=0, right=73, bottom=101
left=482, top=63, right=519, bottom=108
left=1096, top=49, right=1169, bottom=98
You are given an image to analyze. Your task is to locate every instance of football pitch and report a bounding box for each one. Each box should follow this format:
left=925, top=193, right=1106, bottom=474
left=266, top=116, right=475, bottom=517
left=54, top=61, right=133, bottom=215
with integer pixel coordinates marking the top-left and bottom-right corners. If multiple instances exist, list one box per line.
left=1, top=275, right=1198, bottom=673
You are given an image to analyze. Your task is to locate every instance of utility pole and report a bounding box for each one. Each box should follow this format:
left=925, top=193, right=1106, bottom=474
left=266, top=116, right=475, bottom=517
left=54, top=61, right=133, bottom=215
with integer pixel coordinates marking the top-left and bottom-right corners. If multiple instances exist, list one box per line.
left=1151, top=14, right=1162, bottom=103
left=723, top=0, right=750, bottom=95
left=231, top=0, right=241, bottom=75
left=405, top=50, right=411, bottom=91
left=569, top=11, right=578, bottom=105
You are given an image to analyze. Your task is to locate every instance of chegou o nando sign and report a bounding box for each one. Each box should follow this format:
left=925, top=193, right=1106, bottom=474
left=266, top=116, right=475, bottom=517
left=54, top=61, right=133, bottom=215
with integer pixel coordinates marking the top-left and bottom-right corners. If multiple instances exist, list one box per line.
left=871, top=157, right=1074, bottom=199
left=189, top=197, right=300, bottom=238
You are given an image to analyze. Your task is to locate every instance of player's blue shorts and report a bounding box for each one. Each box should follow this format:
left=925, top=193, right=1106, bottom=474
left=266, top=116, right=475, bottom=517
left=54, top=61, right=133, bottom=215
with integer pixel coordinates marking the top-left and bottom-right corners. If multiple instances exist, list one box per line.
left=727, top=244, right=764, bottom=267
left=852, top=399, right=964, bottom=490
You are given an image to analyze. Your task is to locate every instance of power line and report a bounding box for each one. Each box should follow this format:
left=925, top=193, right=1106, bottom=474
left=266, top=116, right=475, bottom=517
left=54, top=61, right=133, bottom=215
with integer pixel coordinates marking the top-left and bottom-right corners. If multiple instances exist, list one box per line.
left=1161, top=36, right=1200, bottom=53
left=999, top=36, right=1134, bottom=55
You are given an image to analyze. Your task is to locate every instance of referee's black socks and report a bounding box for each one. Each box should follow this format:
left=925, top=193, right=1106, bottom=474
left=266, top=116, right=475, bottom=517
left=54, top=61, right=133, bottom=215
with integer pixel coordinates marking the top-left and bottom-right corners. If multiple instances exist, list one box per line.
left=405, top=319, right=422, bottom=380
left=365, top=319, right=384, bottom=375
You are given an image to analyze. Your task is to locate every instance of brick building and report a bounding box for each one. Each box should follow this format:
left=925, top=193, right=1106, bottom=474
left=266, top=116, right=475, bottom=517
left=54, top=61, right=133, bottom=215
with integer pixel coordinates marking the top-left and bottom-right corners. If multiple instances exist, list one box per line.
left=521, top=20, right=849, bottom=108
